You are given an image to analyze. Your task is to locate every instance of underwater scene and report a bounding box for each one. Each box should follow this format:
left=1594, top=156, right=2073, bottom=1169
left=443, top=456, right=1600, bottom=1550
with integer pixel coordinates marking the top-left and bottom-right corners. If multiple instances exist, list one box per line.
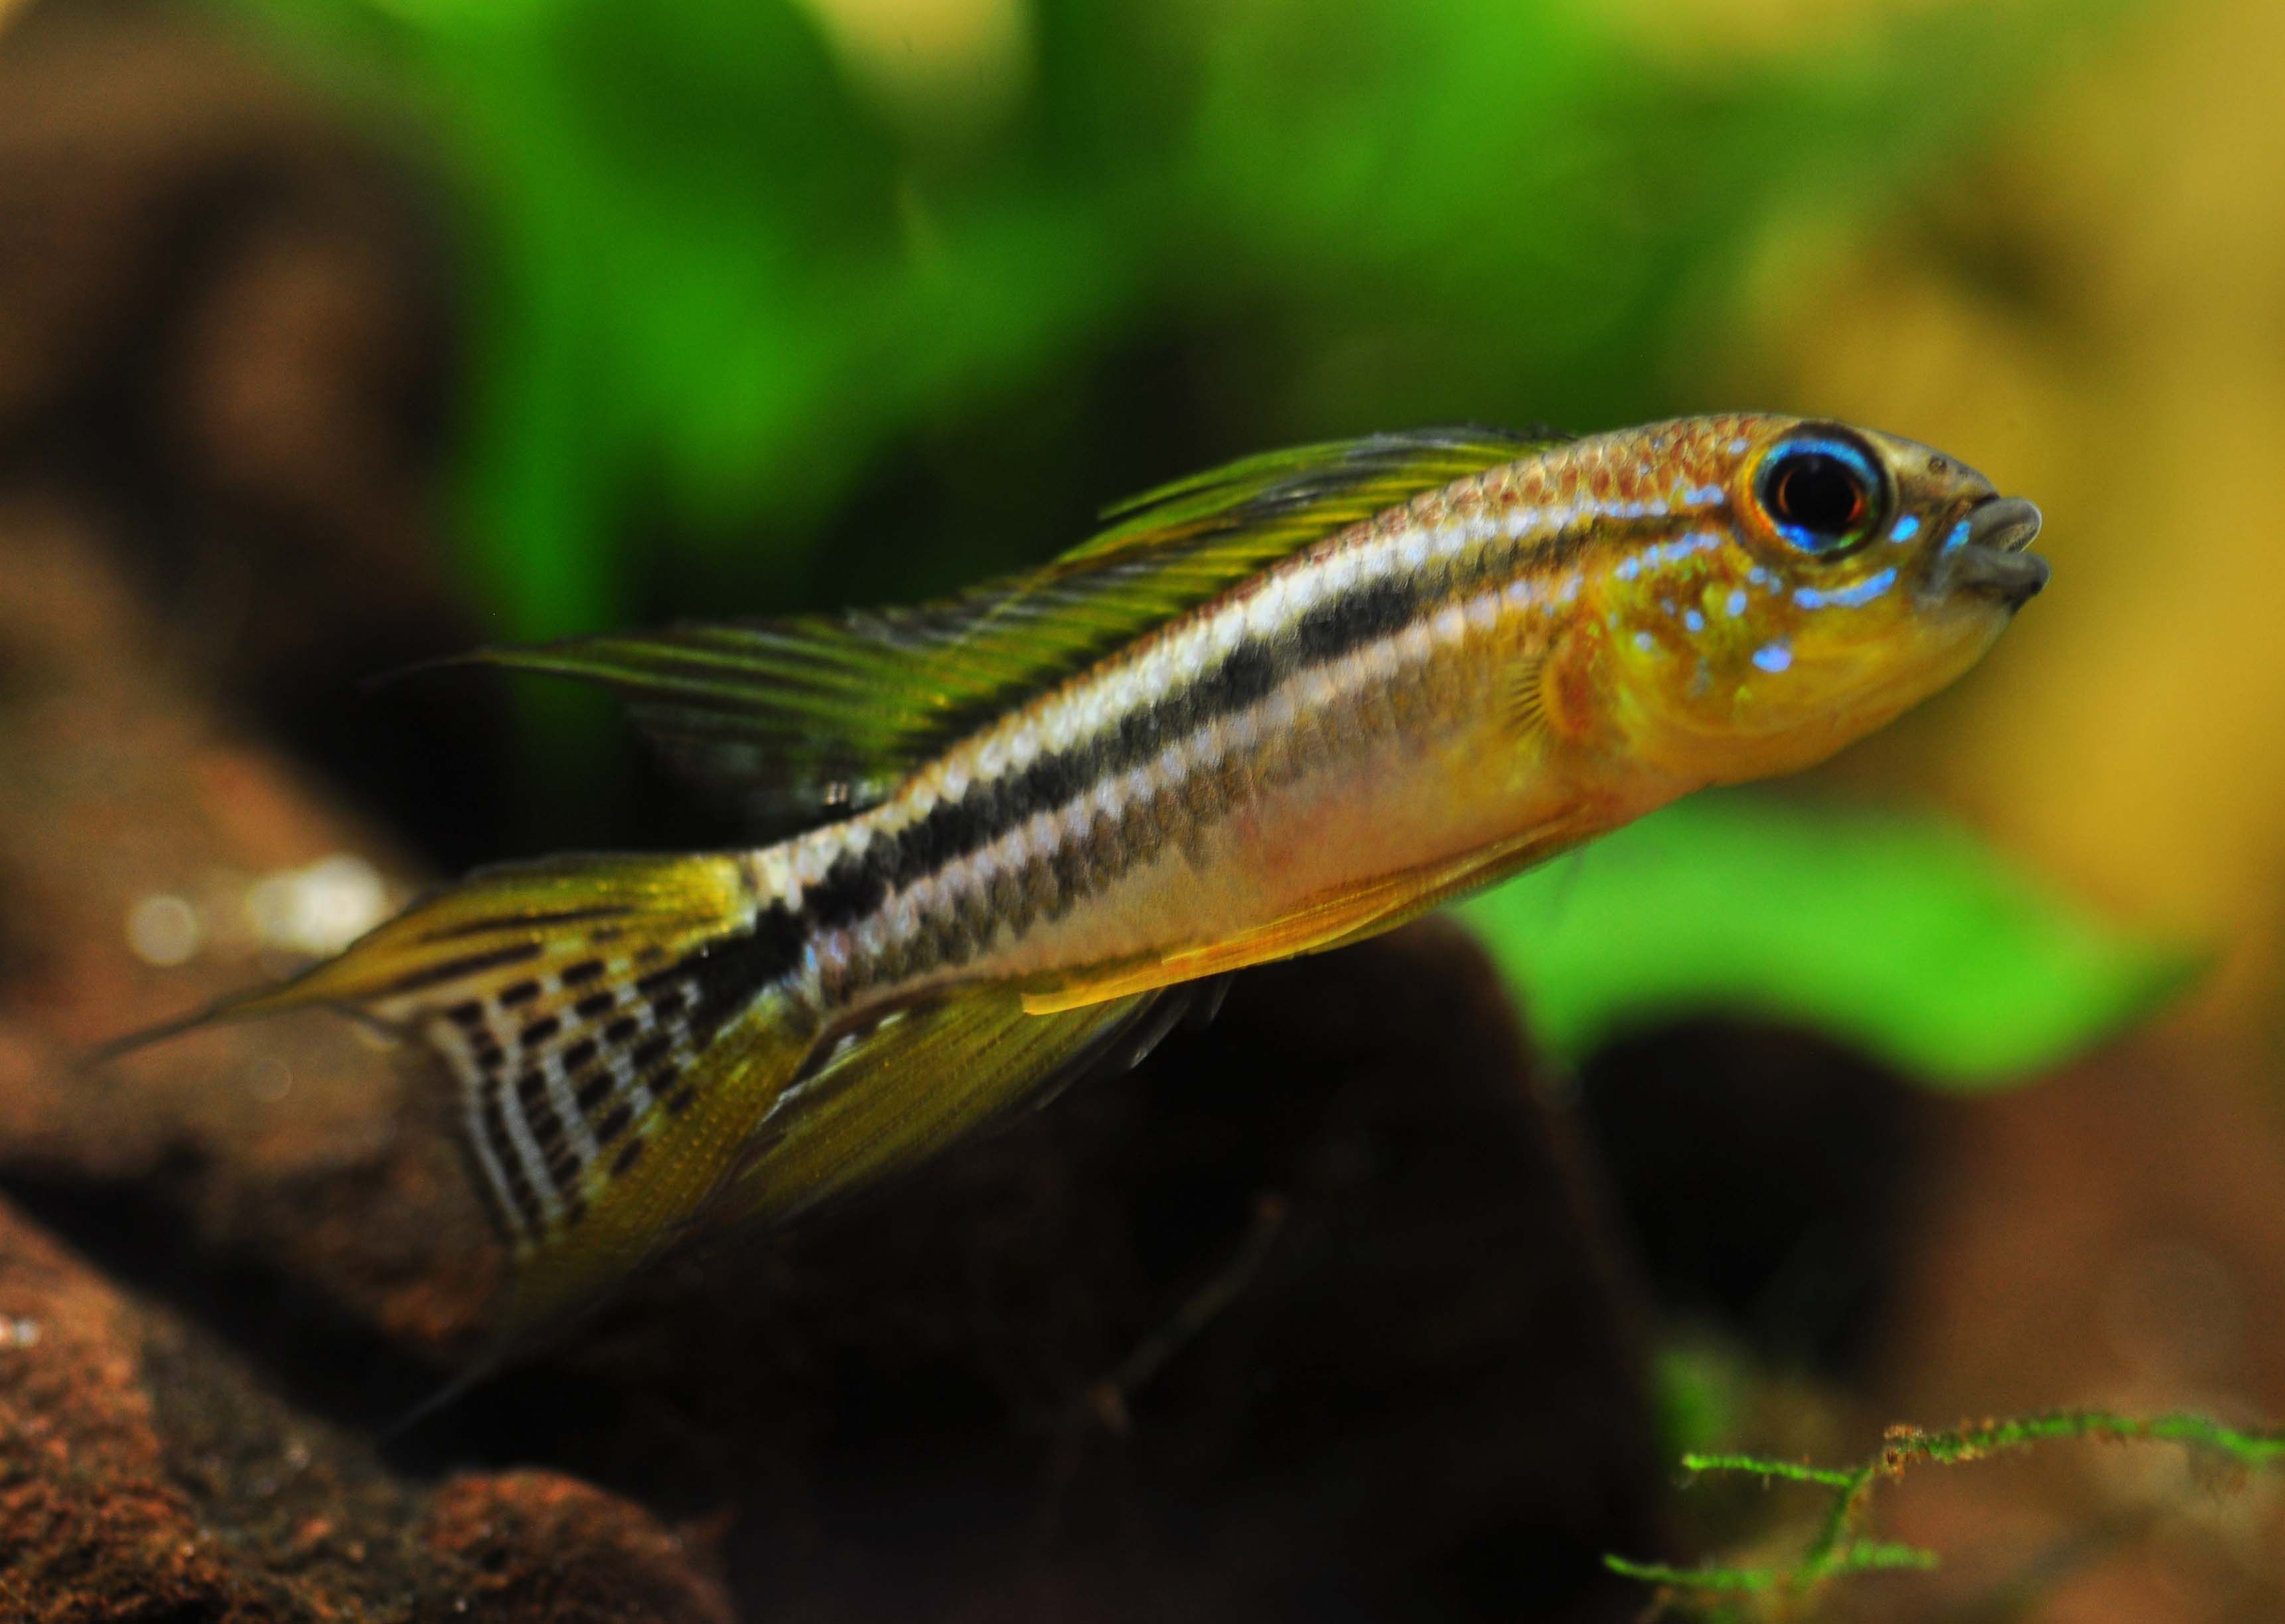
left=1, top=0, right=2282, bottom=1618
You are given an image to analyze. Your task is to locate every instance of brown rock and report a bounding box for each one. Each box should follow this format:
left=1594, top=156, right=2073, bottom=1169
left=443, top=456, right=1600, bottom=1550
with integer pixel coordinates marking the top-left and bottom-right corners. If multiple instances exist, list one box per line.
left=0, top=503, right=502, bottom=1361
left=425, top=1474, right=733, bottom=1624
left=0, top=1189, right=731, bottom=1622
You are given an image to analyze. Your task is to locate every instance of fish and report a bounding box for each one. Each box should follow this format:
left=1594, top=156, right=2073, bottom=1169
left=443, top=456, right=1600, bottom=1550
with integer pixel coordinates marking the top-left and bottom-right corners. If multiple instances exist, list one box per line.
left=109, top=412, right=2045, bottom=1374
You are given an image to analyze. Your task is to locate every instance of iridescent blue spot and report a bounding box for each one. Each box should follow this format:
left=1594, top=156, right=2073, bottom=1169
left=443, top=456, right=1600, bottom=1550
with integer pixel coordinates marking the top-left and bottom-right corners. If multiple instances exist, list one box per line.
left=1724, top=587, right=1748, bottom=618
left=1684, top=609, right=1706, bottom=632
left=1634, top=630, right=1657, bottom=653
left=1616, top=555, right=1641, bottom=582
left=1751, top=642, right=1793, bottom=674
left=1793, top=567, right=1897, bottom=611
left=1889, top=514, right=1921, bottom=544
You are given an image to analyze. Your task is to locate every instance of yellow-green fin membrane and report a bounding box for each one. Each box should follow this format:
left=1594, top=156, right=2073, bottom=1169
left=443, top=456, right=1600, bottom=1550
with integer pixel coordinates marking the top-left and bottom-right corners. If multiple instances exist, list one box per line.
left=726, top=984, right=1201, bottom=1226
left=456, top=427, right=1561, bottom=834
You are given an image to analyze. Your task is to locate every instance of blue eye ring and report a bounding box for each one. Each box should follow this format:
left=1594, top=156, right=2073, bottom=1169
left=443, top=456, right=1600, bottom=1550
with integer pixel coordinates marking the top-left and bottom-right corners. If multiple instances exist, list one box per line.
left=1754, top=434, right=1887, bottom=557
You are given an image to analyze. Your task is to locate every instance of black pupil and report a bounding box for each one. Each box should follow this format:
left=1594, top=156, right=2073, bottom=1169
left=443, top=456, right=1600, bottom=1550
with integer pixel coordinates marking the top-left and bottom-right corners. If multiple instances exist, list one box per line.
left=1770, top=453, right=1866, bottom=540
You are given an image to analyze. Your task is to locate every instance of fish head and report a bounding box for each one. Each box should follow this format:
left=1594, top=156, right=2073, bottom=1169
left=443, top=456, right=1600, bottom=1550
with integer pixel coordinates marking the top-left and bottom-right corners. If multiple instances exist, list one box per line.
left=1594, top=413, right=2046, bottom=786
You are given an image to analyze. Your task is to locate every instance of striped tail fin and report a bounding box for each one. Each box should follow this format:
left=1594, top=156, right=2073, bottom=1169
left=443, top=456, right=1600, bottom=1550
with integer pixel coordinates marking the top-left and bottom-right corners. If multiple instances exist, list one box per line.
left=105, top=855, right=1222, bottom=1410
left=106, top=851, right=822, bottom=1364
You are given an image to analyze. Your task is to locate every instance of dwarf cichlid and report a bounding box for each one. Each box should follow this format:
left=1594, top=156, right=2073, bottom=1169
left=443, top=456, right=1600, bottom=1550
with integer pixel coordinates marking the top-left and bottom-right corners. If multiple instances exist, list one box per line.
left=117, top=414, right=2045, bottom=1370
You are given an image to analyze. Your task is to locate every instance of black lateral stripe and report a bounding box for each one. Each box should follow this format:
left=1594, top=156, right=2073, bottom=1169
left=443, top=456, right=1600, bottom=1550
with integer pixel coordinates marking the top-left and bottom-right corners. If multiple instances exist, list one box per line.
left=627, top=905, right=806, bottom=1037
left=1009, top=745, right=1094, bottom=821
left=812, top=567, right=1454, bottom=943
left=559, top=1037, right=598, bottom=1074
left=376, top=940, right=543, bottom=998
left=1293, top=574, right=1418, bottom=661
left=594, top=1102, right=634, bottom=1147
left=575, top=1071, right=614, bottom=1114
left=803, top=842, right=896, bottom=930
left=575, top=990, right=618, bottom=1019
left=800, top=507, right=1659, bottom=967
left=560, top=959, right=609, bottom=987
left=1208, top=642, right=1279, bottom=710
left=498, top=979, right=544, bottom=1007
left=520, top=1014, right=562, bottom=1047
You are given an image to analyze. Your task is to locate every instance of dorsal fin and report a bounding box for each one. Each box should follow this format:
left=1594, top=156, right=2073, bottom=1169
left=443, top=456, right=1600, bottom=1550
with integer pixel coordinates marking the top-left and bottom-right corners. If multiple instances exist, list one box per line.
left=461, top=425, right=1564, bottom=834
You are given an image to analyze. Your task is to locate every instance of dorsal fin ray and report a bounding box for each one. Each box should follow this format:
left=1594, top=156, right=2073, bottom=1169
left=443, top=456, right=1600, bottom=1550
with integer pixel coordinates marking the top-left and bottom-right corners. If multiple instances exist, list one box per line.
left=459, top=425, right=1562, bottom=835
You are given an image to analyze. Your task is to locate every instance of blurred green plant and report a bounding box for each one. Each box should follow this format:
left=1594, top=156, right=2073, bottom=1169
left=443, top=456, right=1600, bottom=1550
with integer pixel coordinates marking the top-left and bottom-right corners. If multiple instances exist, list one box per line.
left=1456, top=794, right=2199, bottom=1086
left=210, top=0, right=2114, bottom=639
left=1653, top=1335, right=1755, bottom=1463
left=1609, top=1408, right=2285, bottom=1616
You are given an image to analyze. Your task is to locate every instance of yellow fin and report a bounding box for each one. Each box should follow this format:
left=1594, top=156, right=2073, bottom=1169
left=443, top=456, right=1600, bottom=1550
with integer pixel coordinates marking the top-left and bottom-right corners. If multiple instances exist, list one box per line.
left=1021, top=820, right=1586, bottom=1015
left=725, top=984, right=1197, bottom=1226
left=105, top=852, right=823, bottom=1391
left=488, top=990, right=812, bottom=1343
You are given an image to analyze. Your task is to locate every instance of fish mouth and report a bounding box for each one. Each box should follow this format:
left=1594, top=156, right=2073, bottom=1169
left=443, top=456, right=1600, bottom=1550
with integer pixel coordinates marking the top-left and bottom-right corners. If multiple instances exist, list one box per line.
left=1939, top=495, right=2048, bottom=607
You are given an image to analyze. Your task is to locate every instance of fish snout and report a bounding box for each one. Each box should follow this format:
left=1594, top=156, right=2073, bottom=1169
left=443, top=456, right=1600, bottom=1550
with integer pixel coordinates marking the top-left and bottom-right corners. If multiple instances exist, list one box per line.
left=1941, top=496, right=2048, bottom=607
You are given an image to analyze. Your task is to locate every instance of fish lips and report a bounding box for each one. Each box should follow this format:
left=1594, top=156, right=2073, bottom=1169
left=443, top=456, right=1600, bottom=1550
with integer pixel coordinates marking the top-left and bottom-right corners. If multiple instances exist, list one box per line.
left=1934, top=496, right=2048, bottom=608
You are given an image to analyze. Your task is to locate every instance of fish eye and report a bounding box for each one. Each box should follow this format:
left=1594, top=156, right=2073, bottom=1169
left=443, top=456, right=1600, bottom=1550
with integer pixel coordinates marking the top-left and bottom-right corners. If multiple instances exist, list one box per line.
left=1755, top=437, right=1885, bottom=556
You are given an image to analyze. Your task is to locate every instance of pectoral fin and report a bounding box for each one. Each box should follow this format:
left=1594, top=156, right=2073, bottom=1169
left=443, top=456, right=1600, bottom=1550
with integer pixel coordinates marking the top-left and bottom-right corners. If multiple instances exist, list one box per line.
left=726, top=984, right=1201, bottom=1226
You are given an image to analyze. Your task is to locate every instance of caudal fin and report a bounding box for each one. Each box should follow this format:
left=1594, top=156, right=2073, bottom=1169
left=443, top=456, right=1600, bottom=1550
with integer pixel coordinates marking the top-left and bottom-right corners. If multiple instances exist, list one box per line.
left=104, top=851, right=822, bottom=1373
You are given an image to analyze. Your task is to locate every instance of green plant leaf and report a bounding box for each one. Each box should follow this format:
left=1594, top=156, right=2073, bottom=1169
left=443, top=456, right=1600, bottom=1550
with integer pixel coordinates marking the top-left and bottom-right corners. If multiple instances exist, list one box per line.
left=1452, top=794, right=2199, bottom=1088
